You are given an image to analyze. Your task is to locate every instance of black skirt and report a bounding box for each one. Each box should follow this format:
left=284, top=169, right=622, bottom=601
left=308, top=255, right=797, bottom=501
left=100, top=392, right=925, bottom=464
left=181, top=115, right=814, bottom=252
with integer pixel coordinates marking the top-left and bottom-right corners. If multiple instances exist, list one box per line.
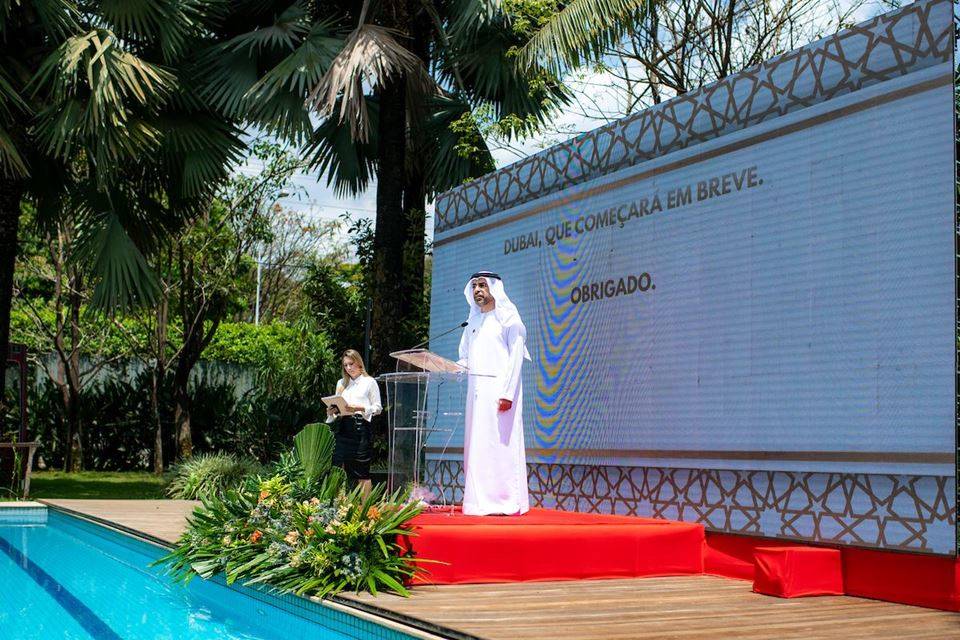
left=331, top=414, right=372, bottom=481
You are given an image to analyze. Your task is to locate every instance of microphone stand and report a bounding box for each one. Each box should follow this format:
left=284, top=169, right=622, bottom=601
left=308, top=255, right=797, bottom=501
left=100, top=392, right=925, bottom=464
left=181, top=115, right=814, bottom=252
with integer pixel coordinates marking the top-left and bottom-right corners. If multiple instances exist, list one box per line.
left=405, top=321, right=469, bottom=352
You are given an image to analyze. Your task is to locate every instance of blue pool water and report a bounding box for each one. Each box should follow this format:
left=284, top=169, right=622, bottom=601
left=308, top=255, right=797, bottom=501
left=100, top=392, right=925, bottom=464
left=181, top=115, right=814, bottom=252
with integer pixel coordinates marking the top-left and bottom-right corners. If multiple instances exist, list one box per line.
left=0, top=508, right=408, bottom=640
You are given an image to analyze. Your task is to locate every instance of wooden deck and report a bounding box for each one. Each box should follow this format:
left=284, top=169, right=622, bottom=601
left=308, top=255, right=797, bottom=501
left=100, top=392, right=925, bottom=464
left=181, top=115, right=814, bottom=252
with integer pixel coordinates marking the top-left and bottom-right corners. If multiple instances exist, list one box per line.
left=42, top=499, right=198, bottom=544
left=341, top=577, right=960, bottom=640
left=40, top=500, right=960, bottom=640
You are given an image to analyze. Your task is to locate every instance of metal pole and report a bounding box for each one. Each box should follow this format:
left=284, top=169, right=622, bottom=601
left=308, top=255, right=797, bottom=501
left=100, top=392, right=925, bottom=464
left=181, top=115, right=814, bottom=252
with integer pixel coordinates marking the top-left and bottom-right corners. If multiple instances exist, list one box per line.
left=254, top=246, right=262, bottom=326
left=363, top=297, right=372, bottom=366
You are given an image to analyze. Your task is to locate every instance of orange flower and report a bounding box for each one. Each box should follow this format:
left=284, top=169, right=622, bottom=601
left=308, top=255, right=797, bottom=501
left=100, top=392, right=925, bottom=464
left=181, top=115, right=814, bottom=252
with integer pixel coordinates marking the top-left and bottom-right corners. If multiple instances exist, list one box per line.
left=305, top=528, right=314, bottom=538
left=366, top=506, right=381, bottom=520
left=259, top=490, right=270, bottom=501
left=250, top=530, right=263, bottom=543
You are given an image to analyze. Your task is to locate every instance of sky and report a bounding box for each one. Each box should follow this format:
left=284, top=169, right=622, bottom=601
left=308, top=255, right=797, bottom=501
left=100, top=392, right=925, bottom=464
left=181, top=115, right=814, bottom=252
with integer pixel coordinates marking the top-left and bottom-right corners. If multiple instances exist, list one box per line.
left=239, top=0, right=900, bottom=248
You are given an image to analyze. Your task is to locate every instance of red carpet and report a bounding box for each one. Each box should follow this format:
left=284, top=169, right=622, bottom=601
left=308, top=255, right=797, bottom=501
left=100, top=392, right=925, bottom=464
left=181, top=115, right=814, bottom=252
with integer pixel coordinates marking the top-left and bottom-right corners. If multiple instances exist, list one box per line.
left=400, top=508, right=960, bottom=612
left=704, top=531, right=960, bottom=612
left=401, top=507, right=705, bottom=584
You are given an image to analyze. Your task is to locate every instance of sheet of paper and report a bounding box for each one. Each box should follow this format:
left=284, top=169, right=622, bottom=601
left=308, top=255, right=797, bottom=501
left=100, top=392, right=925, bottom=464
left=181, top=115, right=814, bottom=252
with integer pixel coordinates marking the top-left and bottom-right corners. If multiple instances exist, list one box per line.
left=321, top=395, right=350, bottom=414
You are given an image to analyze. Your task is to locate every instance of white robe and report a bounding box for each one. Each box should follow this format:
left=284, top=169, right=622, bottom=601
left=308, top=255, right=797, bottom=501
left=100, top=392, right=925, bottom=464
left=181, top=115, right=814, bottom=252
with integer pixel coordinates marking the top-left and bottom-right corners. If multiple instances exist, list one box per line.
left=458, top=310, right=529, bottom=515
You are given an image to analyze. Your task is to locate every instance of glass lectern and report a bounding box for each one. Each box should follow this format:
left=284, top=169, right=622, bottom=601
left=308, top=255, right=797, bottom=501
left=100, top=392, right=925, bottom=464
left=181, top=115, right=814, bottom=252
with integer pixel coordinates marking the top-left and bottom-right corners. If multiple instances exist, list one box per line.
left=378, top=349, right=489, bottom=508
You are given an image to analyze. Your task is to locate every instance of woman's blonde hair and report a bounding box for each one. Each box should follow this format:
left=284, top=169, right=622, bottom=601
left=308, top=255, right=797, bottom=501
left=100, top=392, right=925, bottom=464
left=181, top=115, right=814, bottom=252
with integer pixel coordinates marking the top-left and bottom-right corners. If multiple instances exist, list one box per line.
left=340, top=349, right=367, bottom=389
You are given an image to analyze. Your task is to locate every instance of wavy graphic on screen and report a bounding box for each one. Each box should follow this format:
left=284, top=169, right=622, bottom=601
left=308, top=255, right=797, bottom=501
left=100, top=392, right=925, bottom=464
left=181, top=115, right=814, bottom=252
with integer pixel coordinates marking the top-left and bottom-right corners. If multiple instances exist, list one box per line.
left=534, top=216, right=604, bottom=462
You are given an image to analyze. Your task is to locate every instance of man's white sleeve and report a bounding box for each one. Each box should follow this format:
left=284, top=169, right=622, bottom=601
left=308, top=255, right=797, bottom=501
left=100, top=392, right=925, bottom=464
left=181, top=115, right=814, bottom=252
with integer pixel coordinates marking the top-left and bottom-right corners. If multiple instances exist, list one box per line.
left=501, top=321, right=526, bottom=401
left=457, top=325, right=469, bottom=367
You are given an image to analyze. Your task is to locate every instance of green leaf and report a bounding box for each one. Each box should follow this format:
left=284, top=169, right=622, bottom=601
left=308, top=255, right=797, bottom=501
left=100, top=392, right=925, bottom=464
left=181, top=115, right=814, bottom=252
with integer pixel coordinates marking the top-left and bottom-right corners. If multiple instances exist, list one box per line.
left=73, top=210, right=160, bottom=313
left=518, top=0, right=653, bottom=76
left=293, top=422, right=334, bottom=484
left=372, top=568, right=408, bottom=595
left=303, top=96, right=378, bottom=197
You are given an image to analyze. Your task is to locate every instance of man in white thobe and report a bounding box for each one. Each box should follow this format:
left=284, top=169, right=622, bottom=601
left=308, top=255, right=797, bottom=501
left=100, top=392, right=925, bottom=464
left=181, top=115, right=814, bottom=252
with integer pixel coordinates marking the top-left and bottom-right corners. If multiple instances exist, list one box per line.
left=457, top=271, right=530, bottom=516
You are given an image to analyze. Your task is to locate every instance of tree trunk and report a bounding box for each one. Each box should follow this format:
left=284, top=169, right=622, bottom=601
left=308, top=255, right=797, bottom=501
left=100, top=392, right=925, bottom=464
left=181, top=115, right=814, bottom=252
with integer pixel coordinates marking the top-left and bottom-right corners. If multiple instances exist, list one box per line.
left=401, top=2, right=430, bottom=343
left=152, top=291, right=169, bottom=474
left=173, top=342, right=203, bottom=460
left=370, top=74, right=408, bottom=375
left=402, top=179, right=426, bottom=339
left=66, top=384, right=82, bottom=472
left=173, top=386, right=192, bottom=460
left=56, top=362, right=72, bottom=472
left=0, top=177, right=23, bottom=421
left=151, top=366, right=164, bottom=474
left=66, top=270, right=83, bottom=471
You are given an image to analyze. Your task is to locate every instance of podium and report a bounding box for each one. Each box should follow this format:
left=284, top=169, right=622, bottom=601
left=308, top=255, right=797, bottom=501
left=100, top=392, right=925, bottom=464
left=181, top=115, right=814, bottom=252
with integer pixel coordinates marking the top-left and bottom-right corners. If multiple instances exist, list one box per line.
left=378, top=349, right=489, bottom=507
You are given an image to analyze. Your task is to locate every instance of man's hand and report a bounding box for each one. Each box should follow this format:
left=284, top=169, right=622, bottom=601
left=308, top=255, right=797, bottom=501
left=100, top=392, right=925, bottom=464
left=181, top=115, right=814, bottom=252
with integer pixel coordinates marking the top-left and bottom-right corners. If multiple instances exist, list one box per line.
left=498, top=398, right=512, bottom=412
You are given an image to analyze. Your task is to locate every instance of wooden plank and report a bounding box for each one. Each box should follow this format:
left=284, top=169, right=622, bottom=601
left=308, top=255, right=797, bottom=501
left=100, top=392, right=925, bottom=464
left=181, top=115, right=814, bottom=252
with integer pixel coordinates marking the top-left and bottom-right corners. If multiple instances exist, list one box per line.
left=42, top=499, right=198, bottom=543
left=40, top=499, right=960, bottom=640
left=342, top=577, right=960, bottom=640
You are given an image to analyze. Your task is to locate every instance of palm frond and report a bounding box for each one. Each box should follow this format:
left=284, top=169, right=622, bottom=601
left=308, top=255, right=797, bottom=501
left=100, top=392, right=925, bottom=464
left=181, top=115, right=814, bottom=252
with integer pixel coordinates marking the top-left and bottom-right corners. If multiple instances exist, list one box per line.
left=34, top=100, right=165, bottom=175
left=307, top=23, right=435, bottom=142
left=72, top=209, right=160, bottom=313
left=157, top=112, right=246, bottom=198
left=0, top=65, right=28, bottom=118
left=247, top=91, right=314, bottom=142
left=0, top=126, right=27, bottom=177
left=436, top=1, right=571, bottom=132
left=518, top=0, right=652, bottom=75
left=96, top=0, right=220, bottom=63
left=246, top=20, right=342, bottom=102
left=220, top=0, right=311, bottom=54
left=33, top=29, right=175, bottom=110
left=30, top=29, right=175, bottom=166
left=196, top=47, right=258, bottom=118
left=24, top=0, right=81, bottom=39
left=0, top=65, right=28, bottom=177
left=451, top=32, right=569, bottom=128
left=302, top=97, right=378, bottom=197
left=448, top=0, right=505, bottom=39
left=293, top=422, right=334, bottom=484
left=422, top=95, right=495, bottom=195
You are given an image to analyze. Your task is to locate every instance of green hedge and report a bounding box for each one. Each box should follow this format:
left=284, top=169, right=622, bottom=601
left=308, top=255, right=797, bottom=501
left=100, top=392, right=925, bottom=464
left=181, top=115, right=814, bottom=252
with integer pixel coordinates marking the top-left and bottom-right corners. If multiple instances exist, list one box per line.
left=204, top=321, right=313, bottom=365
left=10, top=304, right=328, bottom=369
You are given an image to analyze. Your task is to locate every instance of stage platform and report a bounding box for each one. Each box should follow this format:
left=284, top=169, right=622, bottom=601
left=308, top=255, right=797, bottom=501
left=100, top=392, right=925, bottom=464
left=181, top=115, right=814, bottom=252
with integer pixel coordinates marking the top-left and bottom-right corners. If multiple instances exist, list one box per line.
left=402, top=507, right=705, bottom=584
left=399, top=506, right=960, bottom=613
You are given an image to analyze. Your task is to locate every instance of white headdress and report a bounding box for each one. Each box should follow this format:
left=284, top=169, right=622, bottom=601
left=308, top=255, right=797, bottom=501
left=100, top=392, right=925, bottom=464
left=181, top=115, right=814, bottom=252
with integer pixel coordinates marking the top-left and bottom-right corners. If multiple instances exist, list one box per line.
left=463, top=271, right=531, bottom=360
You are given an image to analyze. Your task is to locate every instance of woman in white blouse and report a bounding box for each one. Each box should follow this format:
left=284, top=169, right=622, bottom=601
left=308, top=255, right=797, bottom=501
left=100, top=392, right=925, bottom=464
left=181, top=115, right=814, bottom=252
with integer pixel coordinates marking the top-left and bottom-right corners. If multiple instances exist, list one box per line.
left=327, top=349, right=382, bottom=495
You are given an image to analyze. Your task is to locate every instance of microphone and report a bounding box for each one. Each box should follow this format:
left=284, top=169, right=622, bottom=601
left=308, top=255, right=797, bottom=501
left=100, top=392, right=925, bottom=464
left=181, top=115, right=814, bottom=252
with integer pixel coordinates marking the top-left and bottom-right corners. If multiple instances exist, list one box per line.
left=406, top=321, right=468, bottom=352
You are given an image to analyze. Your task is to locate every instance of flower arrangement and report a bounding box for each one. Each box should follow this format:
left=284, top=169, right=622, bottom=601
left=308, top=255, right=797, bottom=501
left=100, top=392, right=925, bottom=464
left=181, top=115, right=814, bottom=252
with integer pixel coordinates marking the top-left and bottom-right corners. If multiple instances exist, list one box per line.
left=408, top=485, right=436, bottom=506
left=159, top=423, right=423, bottom=597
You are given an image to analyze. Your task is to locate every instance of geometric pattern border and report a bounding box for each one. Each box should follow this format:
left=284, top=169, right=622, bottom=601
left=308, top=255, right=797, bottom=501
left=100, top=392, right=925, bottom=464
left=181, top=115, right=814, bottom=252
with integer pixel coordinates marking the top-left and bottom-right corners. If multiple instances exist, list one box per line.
left=434, top=0, right=954, bottom=233
left=424, top=460, right=958, bottom=555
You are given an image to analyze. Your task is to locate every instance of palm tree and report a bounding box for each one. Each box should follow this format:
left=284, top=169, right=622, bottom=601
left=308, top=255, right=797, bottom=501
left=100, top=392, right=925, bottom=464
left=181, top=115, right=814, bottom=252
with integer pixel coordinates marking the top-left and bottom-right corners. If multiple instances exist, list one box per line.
left=318, top=1, right=572, bottom=371
left=202, top=0, right=568, bottom=371
left=0, top=1, right=246, bottom=465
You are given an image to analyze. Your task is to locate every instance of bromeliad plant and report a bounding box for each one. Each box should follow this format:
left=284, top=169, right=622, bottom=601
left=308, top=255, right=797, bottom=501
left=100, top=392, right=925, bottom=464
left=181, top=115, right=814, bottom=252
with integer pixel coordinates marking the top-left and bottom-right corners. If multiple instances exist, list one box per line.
left=159, top=423, right=422, bottom=596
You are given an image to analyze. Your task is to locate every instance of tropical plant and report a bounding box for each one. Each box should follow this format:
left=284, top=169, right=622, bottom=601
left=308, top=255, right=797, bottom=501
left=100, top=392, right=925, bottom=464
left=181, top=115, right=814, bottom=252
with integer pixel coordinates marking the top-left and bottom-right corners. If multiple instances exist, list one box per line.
left=293, top=422, right=335, bottom=485
left=165, top=453, right=262, bottom=501
left=160, top=423, right=423, bottom=597
left=515, top=0, right=653, bottom=76
left=308, top=0, right=570, bottom=373
left=200, top=0, right=569, bottom=374
left=0, top=1, right=245, bottom=403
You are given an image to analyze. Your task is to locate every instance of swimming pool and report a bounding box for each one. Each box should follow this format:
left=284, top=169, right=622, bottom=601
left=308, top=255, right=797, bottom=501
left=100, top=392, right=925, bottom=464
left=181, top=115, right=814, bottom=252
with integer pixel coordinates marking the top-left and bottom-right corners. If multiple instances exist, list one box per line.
left=0, top=506, right=417, bottom=640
